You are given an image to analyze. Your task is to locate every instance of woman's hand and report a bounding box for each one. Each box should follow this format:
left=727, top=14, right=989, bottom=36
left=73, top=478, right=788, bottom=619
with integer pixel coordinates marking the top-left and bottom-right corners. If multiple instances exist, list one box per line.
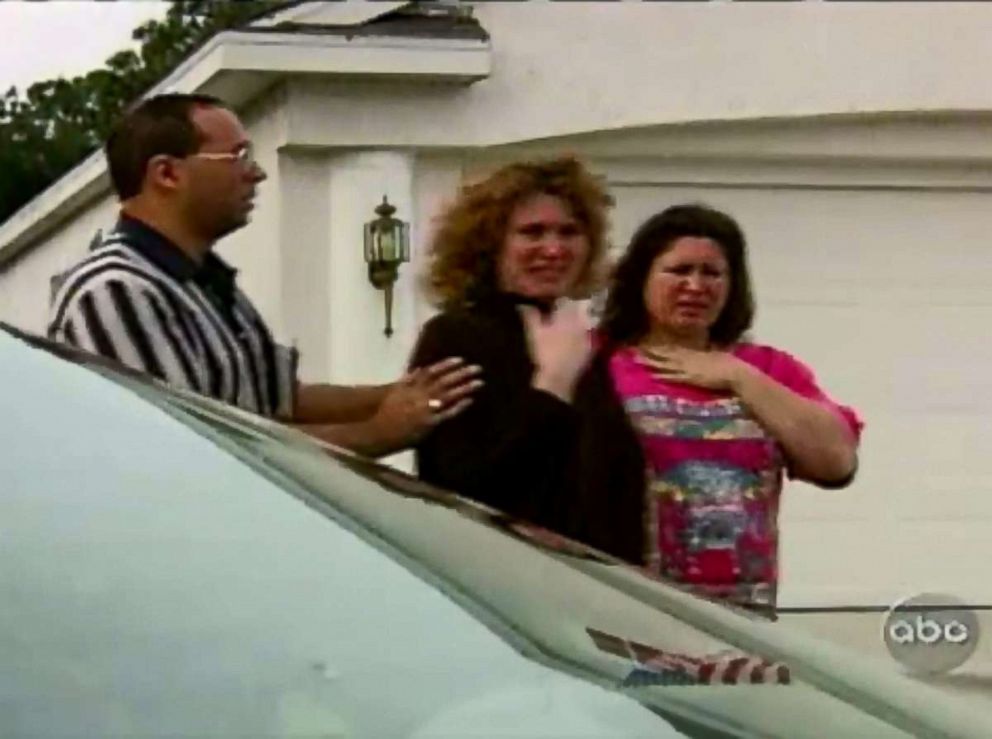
left=638, top=346, right=749, bottom=392
left=521, top=300, right=594, bottom=403
left=642, top=345, right=858, bottom=485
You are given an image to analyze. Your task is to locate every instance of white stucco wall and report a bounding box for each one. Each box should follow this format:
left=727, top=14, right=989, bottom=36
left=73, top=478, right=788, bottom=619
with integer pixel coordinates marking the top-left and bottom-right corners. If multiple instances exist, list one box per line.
left=0, top=194, right=118, bottom=334
left=464, top=2, right=992, bottom=137
left=272, top=149, right=464, bottom=386
left=277, top=149, right=333, bottom=382
left=286, top=3, right=992, bottom=152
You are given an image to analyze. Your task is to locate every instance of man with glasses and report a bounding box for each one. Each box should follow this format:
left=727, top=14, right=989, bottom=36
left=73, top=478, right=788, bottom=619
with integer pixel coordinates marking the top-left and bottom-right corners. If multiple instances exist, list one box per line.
left=48, top=93, right=480, bottom=457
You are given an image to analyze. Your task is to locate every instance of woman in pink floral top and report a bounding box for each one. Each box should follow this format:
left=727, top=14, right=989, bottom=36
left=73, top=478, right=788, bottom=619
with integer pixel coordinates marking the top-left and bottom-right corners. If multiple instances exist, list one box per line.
left=597, top=204, right=863, bottom=612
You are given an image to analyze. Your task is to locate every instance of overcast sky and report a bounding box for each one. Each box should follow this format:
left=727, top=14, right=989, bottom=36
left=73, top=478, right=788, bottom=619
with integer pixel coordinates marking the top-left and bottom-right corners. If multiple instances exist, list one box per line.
left=0, top=1, right=169, bottom=94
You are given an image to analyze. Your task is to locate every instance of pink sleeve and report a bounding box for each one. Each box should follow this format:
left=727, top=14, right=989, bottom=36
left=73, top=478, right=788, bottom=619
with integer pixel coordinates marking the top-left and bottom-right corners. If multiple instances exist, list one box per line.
left=735, top=344, right=864, bottom=442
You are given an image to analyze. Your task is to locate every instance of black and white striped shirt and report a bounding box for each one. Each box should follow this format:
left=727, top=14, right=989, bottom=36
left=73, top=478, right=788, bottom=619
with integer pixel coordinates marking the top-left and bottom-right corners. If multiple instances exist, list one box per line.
left=48, top=215, right=297, bottom=418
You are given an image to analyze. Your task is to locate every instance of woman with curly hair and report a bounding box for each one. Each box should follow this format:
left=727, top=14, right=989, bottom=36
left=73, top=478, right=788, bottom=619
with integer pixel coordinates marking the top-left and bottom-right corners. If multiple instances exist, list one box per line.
left=409, top=156, right=646, bottom=551
left=596, top=203, right=863, bottom=611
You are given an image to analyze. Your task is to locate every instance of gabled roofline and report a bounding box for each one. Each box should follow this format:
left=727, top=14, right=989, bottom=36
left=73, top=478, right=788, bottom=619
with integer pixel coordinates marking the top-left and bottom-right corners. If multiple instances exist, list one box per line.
left=0, top=25, right=489, bottom=269
left=251, top=0, right=410, bottom=29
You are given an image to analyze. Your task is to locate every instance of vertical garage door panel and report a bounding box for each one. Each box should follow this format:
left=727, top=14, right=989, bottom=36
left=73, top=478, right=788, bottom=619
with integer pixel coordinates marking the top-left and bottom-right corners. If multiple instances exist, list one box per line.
left=866, top=415, right=992, bottom=519
left=884, top=305, right=992, bottom=413
left=778, top=521, right=896, bottom=605
left=887, top=522, right=992, bottom=602
left=611, top=183, right=992, bottom=605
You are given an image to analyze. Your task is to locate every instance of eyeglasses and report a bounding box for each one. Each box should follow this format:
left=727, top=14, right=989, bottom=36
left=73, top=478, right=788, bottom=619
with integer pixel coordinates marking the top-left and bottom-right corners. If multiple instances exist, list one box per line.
left=189, top=142, right=256, bottom=168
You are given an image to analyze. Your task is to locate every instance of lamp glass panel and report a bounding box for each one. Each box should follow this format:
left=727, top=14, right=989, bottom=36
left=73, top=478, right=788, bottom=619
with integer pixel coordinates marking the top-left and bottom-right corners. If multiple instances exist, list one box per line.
left=364, top=223, right=375, bottom=262
left=400, top=223, right=411, bottom=262
left=379, top=229, right=397, bottom=262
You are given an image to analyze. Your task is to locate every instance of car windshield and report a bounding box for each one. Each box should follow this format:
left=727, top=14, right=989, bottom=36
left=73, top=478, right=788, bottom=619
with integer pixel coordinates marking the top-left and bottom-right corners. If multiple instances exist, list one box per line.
left=2, top=325, right=987, bottom=738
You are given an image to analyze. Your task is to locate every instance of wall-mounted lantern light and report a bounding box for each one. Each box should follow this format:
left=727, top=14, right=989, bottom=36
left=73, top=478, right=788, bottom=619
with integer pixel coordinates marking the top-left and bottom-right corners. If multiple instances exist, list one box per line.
left=363, top=196, right=411, bottom=338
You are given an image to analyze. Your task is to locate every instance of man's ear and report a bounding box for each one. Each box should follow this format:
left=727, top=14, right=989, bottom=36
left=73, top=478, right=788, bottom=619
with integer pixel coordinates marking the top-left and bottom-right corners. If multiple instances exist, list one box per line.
left=146, top=154, right=182, bottom=193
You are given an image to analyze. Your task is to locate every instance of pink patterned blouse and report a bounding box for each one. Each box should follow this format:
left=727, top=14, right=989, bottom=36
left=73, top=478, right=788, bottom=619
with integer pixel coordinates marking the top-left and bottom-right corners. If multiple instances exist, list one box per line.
left=608, top=343, right=863, bottom=609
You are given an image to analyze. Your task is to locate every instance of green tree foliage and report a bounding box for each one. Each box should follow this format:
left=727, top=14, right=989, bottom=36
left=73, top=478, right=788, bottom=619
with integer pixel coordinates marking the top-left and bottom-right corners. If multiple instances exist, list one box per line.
left=0, top=0, right=280, bottom=224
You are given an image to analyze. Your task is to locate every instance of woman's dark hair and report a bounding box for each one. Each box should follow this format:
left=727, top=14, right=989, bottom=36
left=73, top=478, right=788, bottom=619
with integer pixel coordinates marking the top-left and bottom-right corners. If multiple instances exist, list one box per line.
left=600, top=203, right=755, bottom=347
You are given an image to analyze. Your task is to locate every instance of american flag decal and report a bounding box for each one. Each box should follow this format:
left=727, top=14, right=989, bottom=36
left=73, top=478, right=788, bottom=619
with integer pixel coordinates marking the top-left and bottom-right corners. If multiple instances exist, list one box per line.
left=587, top=627, right=791, bottom=687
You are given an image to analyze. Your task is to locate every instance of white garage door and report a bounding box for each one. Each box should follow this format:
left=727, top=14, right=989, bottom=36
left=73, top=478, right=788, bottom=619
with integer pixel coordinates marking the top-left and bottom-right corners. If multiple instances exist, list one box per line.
left=611, top=184, right=992, bottom=608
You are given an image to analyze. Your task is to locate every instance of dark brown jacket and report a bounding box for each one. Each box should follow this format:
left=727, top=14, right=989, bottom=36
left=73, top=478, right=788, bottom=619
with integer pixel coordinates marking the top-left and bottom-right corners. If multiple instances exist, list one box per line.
left=410, top=293, right=646, bottom=565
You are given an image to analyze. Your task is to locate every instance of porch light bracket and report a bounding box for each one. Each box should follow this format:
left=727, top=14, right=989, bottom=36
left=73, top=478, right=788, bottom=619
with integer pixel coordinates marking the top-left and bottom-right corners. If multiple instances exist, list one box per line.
left=363, top=196, right=411, bottom=338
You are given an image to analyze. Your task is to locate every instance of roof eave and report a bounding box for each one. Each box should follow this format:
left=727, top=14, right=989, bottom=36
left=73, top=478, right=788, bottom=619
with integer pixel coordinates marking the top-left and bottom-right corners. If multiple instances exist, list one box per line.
left=0, top=28, right=490, bottom=269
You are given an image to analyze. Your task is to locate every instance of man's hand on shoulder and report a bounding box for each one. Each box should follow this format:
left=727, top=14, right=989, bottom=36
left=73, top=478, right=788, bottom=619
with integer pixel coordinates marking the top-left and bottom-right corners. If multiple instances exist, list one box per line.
left=292, top=358, right=483, bottom=458
left=368, top=357, right=484, bottom=450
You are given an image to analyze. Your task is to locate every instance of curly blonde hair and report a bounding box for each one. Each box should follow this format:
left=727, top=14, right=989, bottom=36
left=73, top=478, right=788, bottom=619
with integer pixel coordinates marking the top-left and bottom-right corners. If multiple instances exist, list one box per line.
left=424, top=156, right=614, bottom=309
